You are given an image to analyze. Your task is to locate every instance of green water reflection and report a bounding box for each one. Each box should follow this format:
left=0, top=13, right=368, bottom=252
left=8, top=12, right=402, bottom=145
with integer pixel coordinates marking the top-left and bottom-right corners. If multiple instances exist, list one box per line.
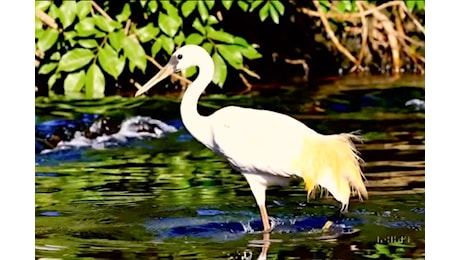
left=36, top=75, right=425, bottom=259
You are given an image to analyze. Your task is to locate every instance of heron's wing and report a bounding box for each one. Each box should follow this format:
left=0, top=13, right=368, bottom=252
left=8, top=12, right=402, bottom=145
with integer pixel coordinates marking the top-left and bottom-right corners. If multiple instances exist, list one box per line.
left=209, top=106, right=315, bottom=177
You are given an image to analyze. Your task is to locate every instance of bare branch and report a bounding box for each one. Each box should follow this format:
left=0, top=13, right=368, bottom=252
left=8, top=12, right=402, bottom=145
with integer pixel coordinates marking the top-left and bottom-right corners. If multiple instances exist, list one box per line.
left=299, top=1, right=403, bottom=21
left=35, top=9, right=58, bottom=29
left=312, top=1, right=359, bottom=66
left=351, top=1, right=369, bottom=72
left=284, top=58, right=309, bottom=81
left=91, top=1, right=113, bottom=21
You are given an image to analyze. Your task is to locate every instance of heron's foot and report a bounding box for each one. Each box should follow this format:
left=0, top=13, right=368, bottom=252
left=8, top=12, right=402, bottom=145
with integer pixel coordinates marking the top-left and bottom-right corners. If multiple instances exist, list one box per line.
left=322, top=220, right=334, bottom=232
left=262, top=224, right=275, bottom=233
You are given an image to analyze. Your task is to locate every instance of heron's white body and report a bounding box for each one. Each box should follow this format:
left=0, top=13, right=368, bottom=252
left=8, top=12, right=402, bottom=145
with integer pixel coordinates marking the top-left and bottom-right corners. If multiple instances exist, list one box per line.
left=135, top=45, right=368, bottom=231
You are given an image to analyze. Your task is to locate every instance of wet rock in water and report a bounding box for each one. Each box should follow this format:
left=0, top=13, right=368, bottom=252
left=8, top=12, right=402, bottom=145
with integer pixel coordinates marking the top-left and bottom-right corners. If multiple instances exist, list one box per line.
left=36, top=115, right=178, bottom=154
left=118, top=116, right=178, bottom=138
left=405, top=98, right=425, bottom=111
left=86, top=116, right=121, bottom=138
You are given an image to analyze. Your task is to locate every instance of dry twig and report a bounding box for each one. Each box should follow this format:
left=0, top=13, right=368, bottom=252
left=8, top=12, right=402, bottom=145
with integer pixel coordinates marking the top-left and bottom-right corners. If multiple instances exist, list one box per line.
left=91, top=1, right=113, bottom=21
left=364, top=2, right=400, bottom=72
left=35, top=9, right=58, bottom=29
left=284, top=58, right=310, bottom=81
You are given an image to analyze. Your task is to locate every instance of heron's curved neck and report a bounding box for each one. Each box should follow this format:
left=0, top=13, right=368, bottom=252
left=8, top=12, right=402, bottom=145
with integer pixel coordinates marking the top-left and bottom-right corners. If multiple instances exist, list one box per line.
left=180, top=53, right=214, bottom=146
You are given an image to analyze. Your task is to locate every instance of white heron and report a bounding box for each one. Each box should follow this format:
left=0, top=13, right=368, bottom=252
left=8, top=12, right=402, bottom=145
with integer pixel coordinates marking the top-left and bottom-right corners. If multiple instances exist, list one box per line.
left=135, top=45, right=368, bottom=232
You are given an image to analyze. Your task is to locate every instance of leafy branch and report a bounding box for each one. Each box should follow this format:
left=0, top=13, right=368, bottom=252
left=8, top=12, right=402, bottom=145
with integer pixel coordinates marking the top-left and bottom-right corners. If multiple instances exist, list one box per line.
left=35, top=0, right=285, bottom=98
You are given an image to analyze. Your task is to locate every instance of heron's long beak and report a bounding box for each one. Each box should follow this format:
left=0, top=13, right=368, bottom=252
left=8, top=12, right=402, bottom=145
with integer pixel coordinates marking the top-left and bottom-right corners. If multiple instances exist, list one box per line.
left=135, top=63, right=175, bottom=97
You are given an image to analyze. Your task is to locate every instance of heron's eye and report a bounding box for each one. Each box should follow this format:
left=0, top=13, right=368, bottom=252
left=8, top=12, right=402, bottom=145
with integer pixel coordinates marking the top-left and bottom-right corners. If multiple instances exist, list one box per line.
left=177, top=54, right=183, bottom=60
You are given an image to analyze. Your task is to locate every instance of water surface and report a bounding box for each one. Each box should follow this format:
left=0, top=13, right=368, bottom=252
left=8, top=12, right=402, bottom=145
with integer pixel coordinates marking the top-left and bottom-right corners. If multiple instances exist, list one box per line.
left=36, top=75, right=425, bottom=259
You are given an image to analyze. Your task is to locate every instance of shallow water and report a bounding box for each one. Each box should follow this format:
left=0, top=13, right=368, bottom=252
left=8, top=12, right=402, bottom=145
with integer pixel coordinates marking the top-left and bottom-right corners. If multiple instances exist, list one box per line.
left=35, top=75, right=425, bottom=259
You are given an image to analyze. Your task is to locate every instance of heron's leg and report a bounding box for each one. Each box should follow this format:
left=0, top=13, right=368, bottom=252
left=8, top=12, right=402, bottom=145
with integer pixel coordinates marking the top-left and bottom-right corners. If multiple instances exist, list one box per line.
left=259, top=204, right=272, bottom=232
left=242, top=173, right=273, bottom=232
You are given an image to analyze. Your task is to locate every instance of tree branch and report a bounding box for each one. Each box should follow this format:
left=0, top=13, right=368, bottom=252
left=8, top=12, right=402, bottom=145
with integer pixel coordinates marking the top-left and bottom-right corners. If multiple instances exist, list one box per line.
left=313, top=1, right=359, bottom=66
left=91, top=1, right=113, bottom=21
left=299, top=1, right=403, bottom=21
left=351, top=1, right=369, bottom=72
left=35, top=9, right=58, bottom=29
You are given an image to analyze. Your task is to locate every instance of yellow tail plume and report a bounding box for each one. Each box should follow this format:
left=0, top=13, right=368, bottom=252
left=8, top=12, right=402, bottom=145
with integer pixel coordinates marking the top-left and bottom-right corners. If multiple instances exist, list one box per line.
left=294, top=132, right=368, bottom=212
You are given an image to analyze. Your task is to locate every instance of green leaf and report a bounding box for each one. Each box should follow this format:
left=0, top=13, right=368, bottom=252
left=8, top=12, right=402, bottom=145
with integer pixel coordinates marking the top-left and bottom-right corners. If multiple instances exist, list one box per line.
left=64, top=70, right=86, bottom=93
left=158, top=12, right=182, bottom=37
left=234, top=36, right=249, bottom=46
left=217, top=44, right=243, bottom=69
left=416, top=1, right=425, bottom=10
left=181, top=1, right=197, bottom=17
left=48, top=72, right=61, bottom=89
left=192, top=18, right=205, bottom=34
left=94, top=16, right=121, bottom=33
left=269, top=4, right=279, bottom=24
left=319, top=1, right=328, bottom=12
left=59, top=1, right=77, bottom=29
left=197, top=1, right=209, bottom=22
left=212, top=52, right=227, bottom=87
left=76, top=1, right=92, bottom=20
left=116, top=3, right=131, bottom=22
left=184, top=65, right=197, bottom=78
left=48, top=4, right=61, bottom=19
left=85, top=64, right=105, bottom=98
left=259, top=2, right=270, bottom=22
left=108, top=30, right=126, bottom=52
left=78, top=39, right=98, bottom=49
left=406, top=1, right=416, bottom=12
left=162, top=37, right=175, bottom=55
left=185, top=33, right=204, bottom=45
left=207, top=29, right=234, bottom=43
left=222, top=1, right=233, bottom=10
left=271, top=0, right=285, bottom=15
left=241, top=46, right=262, bottom=59
left=364, top=254, right=380, bottom=259
left=205, top=0, right=215, bottom=10
left=140, top=0, right=147, bottom=8
left=237, top=1, right=249, bottom=12
left=174, top=31, right=185, bottom=46
left=38, top=62, right=57, bottom=75
left=35, top=1, right=51, bottom=11
left=94, top=31, right=107, bottom=38
left=151, top=37, right=164, bottom=56
left=98, top=44, right=124, bottom=79
left=75, top=18, right=99, bottom=37
left=50, top=52, right=61, bottom=60
left=64, top=31, right=77, bottom=42
left=35, top=16, right=43, bottom=35
left=58, top=48, right=94, bottom=72
left=136, top=24, right=160, bottom=43
left=37, top=28, right=59, bottom=52
left=249, top=0, right=264, bottom=12
left=161, top=1, right=179, bottom=16
left=148, top=0, right=158, bottom=13
left=123, top=37, right=147, bottom=72
left=207, top=15, right=219, bottom=25
left=203, top=42, right=213, bottom=53
left=337, top=1, right=353, bottom=12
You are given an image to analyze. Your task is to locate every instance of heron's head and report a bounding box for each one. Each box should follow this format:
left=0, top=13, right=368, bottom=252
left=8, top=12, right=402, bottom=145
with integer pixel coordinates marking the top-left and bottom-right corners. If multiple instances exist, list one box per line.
left=135, top=45, right=207, bottom=97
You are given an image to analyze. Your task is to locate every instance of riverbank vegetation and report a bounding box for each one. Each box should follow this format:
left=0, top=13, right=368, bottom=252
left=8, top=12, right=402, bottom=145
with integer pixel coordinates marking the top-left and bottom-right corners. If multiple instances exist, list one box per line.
left=35, top=0, right=424, bottom=98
